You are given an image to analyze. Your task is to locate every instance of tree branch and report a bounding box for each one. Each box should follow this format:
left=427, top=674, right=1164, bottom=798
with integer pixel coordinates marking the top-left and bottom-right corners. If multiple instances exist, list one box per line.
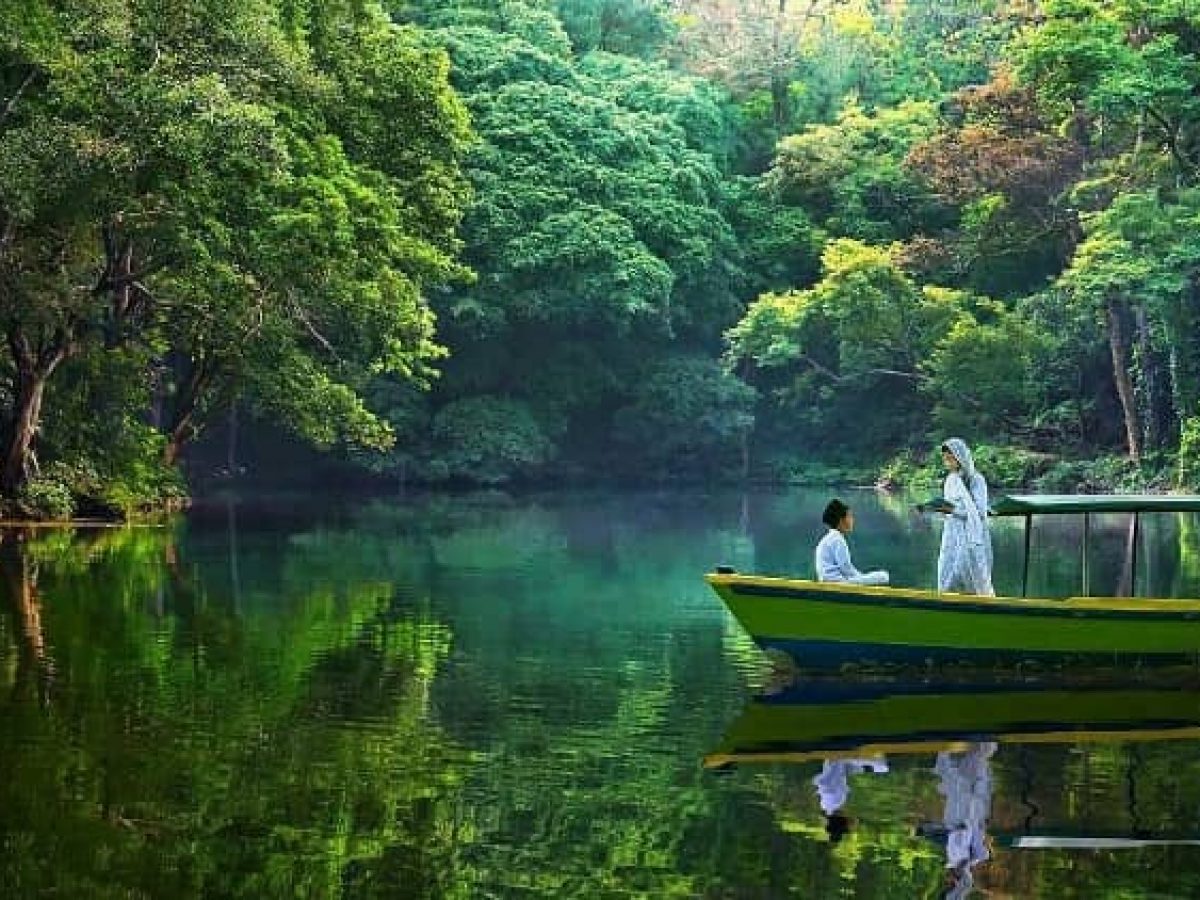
left=0, top=67, right=38, bottom=130
left=292, top=303, right=341, bottom=362
left=800, top=355, right=932, bottom=385
left=1145, top=105, right=1200, bottom=174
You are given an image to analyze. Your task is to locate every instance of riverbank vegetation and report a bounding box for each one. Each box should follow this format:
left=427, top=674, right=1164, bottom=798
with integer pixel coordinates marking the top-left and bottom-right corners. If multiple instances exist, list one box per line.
left=5, top=0, right=1200, bottom=516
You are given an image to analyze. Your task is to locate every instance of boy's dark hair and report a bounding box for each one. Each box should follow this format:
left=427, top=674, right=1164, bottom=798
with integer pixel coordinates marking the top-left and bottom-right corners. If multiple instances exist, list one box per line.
left=825, top=811, right=852, bottom=844
left=822, top=499, right=849, bottom=529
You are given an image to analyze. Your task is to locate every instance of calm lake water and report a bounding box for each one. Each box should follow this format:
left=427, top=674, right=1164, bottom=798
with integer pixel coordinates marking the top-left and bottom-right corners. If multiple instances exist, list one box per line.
left=4, top=488, right=1200, bottom=898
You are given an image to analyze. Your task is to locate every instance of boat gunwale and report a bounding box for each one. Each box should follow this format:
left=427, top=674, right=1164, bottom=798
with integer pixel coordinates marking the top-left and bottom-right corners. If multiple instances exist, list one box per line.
left=702, top=724, right=1200, bottom=768
left=706, top=573, right=1200, bottom=615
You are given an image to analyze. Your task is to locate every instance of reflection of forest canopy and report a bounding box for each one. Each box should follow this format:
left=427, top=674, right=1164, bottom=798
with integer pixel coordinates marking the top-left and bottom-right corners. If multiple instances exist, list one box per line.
left=0, top=527, right=461, bottom=898
left=10, top=1, right=1200, bottom=511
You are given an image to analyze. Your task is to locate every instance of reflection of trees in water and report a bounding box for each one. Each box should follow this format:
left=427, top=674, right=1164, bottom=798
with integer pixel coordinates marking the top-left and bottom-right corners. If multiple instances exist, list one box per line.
left=0, top=525, right=468, bottom=899
left=0, top=532, right=54, bottom=705
left=13, top=497, right=1200, bottom=897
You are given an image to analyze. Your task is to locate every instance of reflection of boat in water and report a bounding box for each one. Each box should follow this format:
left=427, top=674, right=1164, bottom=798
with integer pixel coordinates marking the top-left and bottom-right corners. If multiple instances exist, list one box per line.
left=707, top=494, right=1200, bottom=669
left=703, top=676, right=1200, bottom=768
left=708, top=676, right=1200, bottom=896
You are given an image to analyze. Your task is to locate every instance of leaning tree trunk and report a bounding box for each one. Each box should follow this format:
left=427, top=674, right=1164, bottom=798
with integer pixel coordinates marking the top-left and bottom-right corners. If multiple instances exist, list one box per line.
left=1, top=329, right=67, bottom=494
left=161, top=355, right=215, bottom=466
left=1106, top=296, right=1142, bottom=463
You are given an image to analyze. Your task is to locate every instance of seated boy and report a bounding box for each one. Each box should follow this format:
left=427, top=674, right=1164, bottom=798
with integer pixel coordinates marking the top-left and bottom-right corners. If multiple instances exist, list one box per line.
left=814, top=499, right=890, bottom=586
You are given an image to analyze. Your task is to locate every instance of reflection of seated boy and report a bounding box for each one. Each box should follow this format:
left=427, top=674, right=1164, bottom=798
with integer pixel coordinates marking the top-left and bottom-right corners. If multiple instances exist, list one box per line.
left=814, top=499, right=890, bottom=586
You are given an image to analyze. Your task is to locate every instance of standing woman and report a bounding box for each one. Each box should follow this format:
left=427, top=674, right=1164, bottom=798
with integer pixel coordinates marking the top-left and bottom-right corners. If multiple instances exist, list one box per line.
left=937, top=439, right=995, bottom=596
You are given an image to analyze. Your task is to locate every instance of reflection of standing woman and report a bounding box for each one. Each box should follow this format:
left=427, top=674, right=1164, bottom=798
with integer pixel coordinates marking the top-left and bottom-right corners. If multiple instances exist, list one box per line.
left=937, top=439, right=995, bottom=596
left=934, top=741, right=996, bottom=900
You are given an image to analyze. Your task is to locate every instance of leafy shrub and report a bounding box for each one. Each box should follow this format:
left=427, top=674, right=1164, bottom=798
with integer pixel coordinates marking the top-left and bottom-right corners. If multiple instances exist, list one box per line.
left=16, top=474, right=75, bottom=521
left=428, top=396, right=555, bottom=485
left=880, top=444, right=1053, bottom=492
left=36, top=348, right=188, bottom=518
left=877, top=450, right=940, bottom=492
left=970, top=445, right=1054, bottom=491
left=1180, top=416, right=1200, bottom=489
left=1032, top=455, right=1137, bottom=493
left=611, top=356, right=756, bottom=480
left=99, top=460, right=189, bottom=519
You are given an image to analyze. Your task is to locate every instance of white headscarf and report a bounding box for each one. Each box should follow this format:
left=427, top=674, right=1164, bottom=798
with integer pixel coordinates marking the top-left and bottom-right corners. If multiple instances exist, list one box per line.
left=942, top=438, right=977, bottom=483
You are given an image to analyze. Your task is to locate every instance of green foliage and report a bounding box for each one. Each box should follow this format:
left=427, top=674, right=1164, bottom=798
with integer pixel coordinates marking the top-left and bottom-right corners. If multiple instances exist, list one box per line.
left=452, top=74, right=736, bottom=334
left=14, top=471, right=74, bottom=520
left=578, top=51, right=732, bottom=158
left=879, top=444, right=1056, bottom=492
left=725, top=177, right=824, bottom=298
left=728, top=240, right=975, bottom=450
left=403, top=0, right=575, bottom=57
left=15, top=0, right=1200, bottom=499
left=611, top=356, right=755, bottom=479
left=351, top=4, right=749, bottom=487
left=768, top=101, right=950, bottom=241
left=555, top=0, right=675, bottom=58
left=1180, top=416, right=1200, bottom=489
left=971, top=444, right=1055, bottom=490
left=423, top=23, right=577, bottom=91
left=877, top=449, right=942, bottom=492
left=922, top=305, right=1046, bottom=436
left=427, top=396, right=555, bottom=484
left=1032, top=454, right=1142, bottom=493
left=0, top=0, right=473, bottom=509
left=1014, top=0, right=1200, bottom=187
left=729, top=235, right=1054, bottom=467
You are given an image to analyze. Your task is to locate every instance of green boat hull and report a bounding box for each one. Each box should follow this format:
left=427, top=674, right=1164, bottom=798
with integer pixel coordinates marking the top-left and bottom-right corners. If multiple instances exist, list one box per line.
left=707, top=574, right=1200, bottom=668
left=704, top=679, right=1200, bottom=767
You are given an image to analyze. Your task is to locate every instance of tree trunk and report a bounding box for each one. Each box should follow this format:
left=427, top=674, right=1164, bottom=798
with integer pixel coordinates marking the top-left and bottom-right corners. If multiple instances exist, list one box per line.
left=1170, top=276, right=1200, bottom=436
left=1107, top=297, right=1141, bottom=462
left=163, top=416, right=194, bottom=467
left=1133, top=304, right=1164, bottom=451
left=770, top=74, right=789, bottom=130
left=1, top=329, right=65, bottom=494
left=161, top=356, right=214, bottom=466
left=770, top=0, right=790, bottom=130
left=3, top=375, right=45, bottom=492
left=226, top=399, right=238, bottom=475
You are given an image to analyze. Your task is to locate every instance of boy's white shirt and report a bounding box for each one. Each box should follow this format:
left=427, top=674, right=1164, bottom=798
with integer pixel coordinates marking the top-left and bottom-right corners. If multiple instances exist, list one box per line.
left=815, top=528, right=889, bottom=585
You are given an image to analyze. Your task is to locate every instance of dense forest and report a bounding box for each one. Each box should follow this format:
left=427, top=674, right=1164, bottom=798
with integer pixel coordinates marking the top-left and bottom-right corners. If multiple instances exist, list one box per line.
left=4, top=0, right=1200, bottom=516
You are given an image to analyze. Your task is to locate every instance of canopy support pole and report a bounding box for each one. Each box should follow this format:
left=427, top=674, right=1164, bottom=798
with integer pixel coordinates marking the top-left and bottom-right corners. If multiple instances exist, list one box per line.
left=1022, top=513, right=1032, bottom=598
left=1130, top=512, right=1141, bottom=598
left=1082, top=513, right=1090, bottom=597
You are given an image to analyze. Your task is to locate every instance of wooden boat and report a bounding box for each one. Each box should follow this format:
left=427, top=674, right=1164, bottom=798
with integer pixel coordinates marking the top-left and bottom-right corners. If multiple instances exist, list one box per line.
left=703, top=675, right=1200, bottom=769
left=706, top=494, right=1200, bottom=668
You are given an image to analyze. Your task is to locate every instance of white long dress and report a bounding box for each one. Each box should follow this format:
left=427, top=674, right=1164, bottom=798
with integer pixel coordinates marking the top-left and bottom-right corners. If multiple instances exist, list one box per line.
left=937, top=439, right=995, bottom=595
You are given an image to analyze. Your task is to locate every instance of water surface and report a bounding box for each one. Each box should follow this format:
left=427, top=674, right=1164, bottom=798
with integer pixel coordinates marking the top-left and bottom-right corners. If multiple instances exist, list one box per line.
left=3, top=488, right=1200, bottom=898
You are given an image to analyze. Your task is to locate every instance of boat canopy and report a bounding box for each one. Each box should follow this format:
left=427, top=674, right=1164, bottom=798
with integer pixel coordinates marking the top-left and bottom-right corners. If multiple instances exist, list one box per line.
left=991, top=494, right=1200, bottom=516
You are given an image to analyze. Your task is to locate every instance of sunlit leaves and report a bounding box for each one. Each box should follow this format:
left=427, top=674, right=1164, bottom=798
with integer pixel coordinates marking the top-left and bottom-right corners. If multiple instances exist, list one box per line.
left=769, top=100, right=947, bottom=242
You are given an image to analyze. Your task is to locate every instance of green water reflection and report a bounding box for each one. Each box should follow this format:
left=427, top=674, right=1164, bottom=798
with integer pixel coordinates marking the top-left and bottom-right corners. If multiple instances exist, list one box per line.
left=1, top=489, right=1200, bottom=898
